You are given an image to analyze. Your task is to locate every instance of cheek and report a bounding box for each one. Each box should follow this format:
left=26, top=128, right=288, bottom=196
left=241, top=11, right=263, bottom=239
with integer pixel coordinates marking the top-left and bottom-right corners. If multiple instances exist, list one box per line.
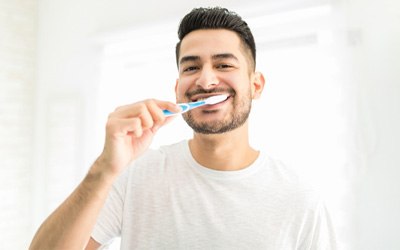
left=176, top=79, right=190, bottom=99
left=177, top=74, right=200, bottom=94
left=227, top=74, right=248, bottom=92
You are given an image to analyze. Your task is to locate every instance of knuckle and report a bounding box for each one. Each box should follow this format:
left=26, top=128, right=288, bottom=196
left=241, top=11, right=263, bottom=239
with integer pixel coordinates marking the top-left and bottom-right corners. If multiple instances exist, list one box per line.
left=132, top=117, right=141, bottom=126
left=105, top=119, right=115, bottom=131
left=142, top=118, right=154, bottom=129
left=143, top=98, right=156, bottom=108
left=106, top=115, right=118, bottom=125
left=113, top=105, right=123, bottom=112
left=145, top=98, right=156, bottom=103
left=136, top=103, right=147, bottom=113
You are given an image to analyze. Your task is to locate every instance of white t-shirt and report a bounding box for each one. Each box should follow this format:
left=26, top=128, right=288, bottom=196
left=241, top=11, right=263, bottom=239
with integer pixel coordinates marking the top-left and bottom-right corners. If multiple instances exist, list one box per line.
left=92, top=140, right=336, bottom=249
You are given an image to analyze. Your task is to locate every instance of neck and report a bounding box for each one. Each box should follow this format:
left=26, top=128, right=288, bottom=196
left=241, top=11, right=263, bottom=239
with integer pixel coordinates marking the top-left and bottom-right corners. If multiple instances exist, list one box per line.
left=189, top=122, right=259, bottom=171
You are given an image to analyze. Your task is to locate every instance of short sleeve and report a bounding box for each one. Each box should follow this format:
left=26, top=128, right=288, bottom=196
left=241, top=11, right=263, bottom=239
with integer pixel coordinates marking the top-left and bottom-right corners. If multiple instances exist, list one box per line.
left=309, top=201, right=337, bottom=249
left=91, top=170, right=128, bottom=246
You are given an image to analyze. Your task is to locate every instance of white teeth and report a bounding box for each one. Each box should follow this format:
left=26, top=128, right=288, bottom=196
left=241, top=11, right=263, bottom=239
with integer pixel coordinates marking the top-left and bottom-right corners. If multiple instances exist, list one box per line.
left=193, top=98, right=206, bottom=102
left=194, top=95, right=228, bottom=102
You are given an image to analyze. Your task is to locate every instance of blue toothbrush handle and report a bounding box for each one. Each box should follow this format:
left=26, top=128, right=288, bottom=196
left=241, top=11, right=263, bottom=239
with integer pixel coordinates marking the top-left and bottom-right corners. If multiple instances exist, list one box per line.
left=162, top=101, right=206, bottom=117
left=162, top=110, right=176, bottom=116
left=163, top=103, right=190, bottom=117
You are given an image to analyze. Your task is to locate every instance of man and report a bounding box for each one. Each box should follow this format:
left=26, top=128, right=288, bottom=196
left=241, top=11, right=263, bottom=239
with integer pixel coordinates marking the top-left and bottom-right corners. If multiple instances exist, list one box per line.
left=30, top=7, right=336, bottom=249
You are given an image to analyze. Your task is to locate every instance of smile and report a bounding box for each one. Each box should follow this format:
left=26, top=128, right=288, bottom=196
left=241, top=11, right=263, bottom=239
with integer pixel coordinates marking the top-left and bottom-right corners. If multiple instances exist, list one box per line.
left=191, top=93, right=232, bottom=102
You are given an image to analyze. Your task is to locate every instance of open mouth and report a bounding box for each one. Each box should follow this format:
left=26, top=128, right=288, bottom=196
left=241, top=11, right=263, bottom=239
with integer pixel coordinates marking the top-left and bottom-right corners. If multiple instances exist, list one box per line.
left=191, top=94, right=232, bottom=102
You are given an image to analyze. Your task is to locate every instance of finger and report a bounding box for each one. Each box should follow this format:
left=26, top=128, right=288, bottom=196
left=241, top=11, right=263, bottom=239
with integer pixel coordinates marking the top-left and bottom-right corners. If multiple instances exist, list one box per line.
left=140, top=99, right=179, bottom=129
left=124, top=118, right=143, bottom=138
left=109, top=102, right=148, bottom=119
left=145, top=100, right=167, bottom=126
left=155, top=100, right=182, bottom=116
left=132, top=124, right=143, bottom=138
left=110, top=99, right=180, bottom=119
left=138, top=105, right=155, bottom=130
left=110, top=101, right=155, bottom=131
left=107, top=117, right=142, bottom=137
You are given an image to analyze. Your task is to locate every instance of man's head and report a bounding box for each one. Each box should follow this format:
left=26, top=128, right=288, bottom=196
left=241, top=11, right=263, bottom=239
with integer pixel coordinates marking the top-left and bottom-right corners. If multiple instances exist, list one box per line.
left=175, top=7, right=256, bottom=72
left=174, top=7, right=264, bottom=135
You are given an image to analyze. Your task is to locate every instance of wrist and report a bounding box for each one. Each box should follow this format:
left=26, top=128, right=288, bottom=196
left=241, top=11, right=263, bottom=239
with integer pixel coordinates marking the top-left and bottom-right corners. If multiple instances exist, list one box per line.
left=88, top=158, right=120, bottom=185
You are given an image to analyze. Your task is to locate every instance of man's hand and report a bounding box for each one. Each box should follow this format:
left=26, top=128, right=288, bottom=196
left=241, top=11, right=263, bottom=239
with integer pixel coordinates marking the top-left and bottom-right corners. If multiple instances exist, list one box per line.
left=94, top=99, right=181, bottom=178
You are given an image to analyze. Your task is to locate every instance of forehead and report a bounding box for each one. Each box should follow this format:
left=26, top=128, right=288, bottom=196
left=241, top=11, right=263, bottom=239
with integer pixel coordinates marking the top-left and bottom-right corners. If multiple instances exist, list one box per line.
left=179, top=29, right=245, bottom=61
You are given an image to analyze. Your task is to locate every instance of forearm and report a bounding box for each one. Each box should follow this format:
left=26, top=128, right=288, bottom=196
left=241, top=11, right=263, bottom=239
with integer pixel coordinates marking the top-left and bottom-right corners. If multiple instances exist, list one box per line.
left=29, top=162, right=116, bottom=250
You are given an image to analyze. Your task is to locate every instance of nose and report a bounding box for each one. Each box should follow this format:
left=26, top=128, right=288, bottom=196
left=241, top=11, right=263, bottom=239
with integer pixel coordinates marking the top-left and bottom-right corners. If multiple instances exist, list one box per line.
left=195, top=66, right=219, bottom=89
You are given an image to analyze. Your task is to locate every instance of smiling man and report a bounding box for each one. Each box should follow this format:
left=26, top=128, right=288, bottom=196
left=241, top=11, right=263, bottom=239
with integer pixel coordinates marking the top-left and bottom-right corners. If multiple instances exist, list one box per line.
left=30, top=7, right=336, bottom=250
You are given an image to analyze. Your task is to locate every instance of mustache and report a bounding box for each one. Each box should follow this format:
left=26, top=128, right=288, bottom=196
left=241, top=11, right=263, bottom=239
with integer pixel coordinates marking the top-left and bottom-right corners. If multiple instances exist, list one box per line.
left=185, top=88, right=236, bottom=99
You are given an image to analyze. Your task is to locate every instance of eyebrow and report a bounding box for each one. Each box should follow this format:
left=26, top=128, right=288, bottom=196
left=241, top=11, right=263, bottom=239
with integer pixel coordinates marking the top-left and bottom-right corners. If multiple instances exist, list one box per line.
left=179, top=55, right=200, bottom=65
left=212, top=53, right=239, bottom=62
left=179, top=53, right=239, bottom=65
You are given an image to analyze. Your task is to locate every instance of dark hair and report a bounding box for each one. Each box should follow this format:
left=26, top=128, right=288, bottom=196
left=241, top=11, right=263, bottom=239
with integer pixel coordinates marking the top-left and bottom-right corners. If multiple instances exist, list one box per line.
left=175, top=7, right=256, bottom=70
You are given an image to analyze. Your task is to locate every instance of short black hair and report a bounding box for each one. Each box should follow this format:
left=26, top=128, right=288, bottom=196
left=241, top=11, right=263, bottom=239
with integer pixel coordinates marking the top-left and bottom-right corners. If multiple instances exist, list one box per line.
left=175, top=7, right=256, bottom=70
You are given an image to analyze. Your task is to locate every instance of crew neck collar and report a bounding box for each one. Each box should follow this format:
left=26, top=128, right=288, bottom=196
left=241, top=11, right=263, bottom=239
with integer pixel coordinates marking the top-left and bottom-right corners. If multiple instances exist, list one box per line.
left=181, top=140, right=264, bottom=180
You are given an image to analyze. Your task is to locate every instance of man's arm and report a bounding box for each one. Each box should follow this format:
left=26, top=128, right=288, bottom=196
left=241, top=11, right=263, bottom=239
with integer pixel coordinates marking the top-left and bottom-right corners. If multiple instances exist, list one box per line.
left=29, top=99, right=180, bottom=250
left=29, top=161, right=116, bottom=250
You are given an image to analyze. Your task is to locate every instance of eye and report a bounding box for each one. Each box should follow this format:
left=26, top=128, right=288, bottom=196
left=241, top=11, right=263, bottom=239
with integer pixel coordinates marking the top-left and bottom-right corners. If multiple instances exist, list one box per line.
left=216, top=64, right=233, bottom=70
left=182, top=66, right=199, bottom=73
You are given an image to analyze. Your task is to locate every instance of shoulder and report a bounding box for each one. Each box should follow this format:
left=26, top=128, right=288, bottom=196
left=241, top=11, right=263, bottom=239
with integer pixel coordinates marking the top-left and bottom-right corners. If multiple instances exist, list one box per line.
left=265, top=157, right=337, bottom=248
left=260, top=154, right=307, bottom=189
left=261, top=154, right=325, bottom=208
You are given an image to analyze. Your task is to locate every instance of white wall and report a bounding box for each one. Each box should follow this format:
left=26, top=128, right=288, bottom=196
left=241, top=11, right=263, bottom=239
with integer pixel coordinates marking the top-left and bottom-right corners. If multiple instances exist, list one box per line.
left=343, top=0, right=400, bottom=249
left=0, top=0, right=398, bottom=248
left=0, top=1, right=37, bottom=249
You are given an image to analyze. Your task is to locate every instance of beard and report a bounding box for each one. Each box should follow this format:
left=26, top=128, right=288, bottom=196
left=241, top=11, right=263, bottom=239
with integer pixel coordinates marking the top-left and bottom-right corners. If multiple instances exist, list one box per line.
left=182, top=89, right=252, bottom=134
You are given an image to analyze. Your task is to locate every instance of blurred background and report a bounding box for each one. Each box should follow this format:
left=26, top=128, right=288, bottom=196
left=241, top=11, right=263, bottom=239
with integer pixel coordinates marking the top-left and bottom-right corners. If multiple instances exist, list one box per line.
left=0, top=0, right=399, bottom=249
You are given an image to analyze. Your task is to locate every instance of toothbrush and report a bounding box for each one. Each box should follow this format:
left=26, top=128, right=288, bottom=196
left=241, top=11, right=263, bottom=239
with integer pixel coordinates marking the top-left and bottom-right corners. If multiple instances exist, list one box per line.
left=163, top=94, right=228, bottom=117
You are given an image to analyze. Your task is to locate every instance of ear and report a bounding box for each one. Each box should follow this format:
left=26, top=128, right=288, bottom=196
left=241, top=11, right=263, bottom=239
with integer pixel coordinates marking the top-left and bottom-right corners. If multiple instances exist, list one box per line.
left=251, top=71, right=265, bottom=99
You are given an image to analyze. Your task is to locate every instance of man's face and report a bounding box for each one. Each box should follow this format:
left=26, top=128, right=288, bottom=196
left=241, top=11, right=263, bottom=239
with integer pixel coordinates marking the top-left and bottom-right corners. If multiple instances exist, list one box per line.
left=175, top=29, right=258, bottom=134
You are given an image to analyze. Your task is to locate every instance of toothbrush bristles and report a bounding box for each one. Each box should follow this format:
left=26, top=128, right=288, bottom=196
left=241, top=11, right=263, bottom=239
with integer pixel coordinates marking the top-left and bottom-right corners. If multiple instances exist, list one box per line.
left=205, top=94, right=229, bottom=105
